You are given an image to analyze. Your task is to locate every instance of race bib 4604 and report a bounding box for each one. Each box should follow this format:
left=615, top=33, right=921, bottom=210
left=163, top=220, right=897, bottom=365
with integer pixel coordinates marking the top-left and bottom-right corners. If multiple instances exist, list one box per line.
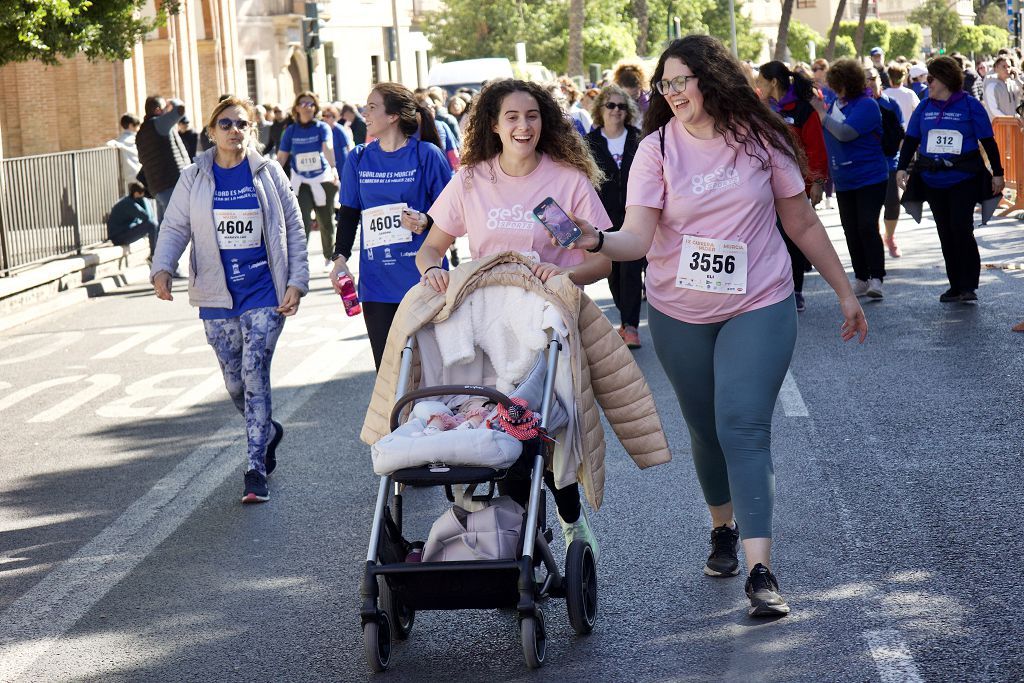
left=214, top=208, right=263, bottom=250
left=676, top=235, right=748, bottom=294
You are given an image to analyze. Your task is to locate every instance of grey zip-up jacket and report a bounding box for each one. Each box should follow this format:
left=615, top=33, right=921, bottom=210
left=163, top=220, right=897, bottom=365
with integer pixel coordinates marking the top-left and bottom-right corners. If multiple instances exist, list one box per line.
left=150, top=147, right=309, bottom=309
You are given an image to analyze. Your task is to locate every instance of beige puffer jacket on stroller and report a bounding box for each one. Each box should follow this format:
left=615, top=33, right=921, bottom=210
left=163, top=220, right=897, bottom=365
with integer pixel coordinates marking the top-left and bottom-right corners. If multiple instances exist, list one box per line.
left=360, top=252, right=671, bottom=510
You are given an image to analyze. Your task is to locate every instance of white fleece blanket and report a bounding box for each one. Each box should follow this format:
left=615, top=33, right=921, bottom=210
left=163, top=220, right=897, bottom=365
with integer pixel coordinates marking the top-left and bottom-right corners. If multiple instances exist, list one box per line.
left=433, top=286, right=549, bottom=393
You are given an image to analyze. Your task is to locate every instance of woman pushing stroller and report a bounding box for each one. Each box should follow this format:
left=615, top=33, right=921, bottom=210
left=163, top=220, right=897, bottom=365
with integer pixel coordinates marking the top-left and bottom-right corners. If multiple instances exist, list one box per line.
left=407, top=79, right=615, bottom=557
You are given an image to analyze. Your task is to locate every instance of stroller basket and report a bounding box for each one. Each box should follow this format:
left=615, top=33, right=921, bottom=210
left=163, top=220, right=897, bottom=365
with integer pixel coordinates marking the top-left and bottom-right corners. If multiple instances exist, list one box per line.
left=371, top=560, right=523, bottom=611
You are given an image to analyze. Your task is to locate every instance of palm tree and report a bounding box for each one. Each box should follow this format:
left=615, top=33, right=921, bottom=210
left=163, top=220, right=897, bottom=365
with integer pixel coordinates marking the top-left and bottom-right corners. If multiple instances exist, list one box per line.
left=825, top=0, right=848, bottom=59
left=634, top=0, right=650, bottom=56
left=774, top=0, right=795, bottom=61
left=569, top=0, right=585, bottom=77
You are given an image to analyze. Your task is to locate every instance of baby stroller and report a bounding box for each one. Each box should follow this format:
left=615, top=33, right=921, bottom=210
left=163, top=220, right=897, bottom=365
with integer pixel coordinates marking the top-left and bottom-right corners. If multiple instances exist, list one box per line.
left=360, top=284, right=598, bottom=673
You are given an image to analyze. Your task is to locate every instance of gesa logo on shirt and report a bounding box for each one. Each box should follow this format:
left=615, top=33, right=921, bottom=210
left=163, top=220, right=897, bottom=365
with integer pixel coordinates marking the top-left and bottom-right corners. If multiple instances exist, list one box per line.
left=691, top=166, right=740, bottom=196
left=486, top=204, right=536, bottom=231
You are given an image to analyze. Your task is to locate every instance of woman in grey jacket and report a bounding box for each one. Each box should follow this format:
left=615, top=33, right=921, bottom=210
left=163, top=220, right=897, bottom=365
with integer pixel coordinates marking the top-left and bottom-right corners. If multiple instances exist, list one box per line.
left=151, top=96, right=309, bottom=504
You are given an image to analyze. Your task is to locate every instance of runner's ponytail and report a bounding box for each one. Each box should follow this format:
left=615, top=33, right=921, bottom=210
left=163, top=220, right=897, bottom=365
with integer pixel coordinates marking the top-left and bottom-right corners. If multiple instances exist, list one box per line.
left=415, top=104, right=442, bottom=150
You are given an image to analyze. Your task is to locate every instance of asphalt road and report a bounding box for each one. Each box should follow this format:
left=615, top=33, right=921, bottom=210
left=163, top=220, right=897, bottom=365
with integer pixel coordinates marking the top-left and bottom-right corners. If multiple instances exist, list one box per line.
left=1, top=207, right=1023, bottom=682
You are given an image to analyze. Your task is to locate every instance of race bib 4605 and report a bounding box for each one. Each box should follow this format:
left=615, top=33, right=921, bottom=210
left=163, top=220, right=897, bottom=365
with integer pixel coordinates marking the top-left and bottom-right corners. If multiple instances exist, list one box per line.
left=362, top=202, right=412, bottom=250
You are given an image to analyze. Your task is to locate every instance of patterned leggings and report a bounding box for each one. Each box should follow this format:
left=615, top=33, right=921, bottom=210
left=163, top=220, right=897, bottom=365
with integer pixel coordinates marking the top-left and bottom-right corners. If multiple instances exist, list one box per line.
left=203, top=307, right=285, bottom=474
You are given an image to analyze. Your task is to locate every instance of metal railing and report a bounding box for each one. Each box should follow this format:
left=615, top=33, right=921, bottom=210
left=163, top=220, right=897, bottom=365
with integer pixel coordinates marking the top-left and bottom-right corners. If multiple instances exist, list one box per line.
left=0, top=146, right=124, bottom=276
left=991, top=116, right=1024, bottom=215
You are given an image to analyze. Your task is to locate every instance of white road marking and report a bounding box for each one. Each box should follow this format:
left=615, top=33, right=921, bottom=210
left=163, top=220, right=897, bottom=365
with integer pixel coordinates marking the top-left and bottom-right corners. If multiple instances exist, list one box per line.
left=0, top=332, right=85, bottom=366
left=0, top=376, right=88, bottom=414
left=91, top=324, right=172, bottom=360
left=779, top=370, right=809, bottom=417
left=95, top=369, right=212, bottom=419
left=143, top=326, right=208, bottom=356
left=0, top=333, right=370, bottom=681
left=155, top=370, right=224, bottom=417
left=29, top=374, right=121, bottom=423
left=864, top=630, right=924, bottom=683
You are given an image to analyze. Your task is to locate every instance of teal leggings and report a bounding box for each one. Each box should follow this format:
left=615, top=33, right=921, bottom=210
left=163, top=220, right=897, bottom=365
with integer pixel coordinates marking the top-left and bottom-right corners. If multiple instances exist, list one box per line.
left=648, top=296, right=797, bottom=539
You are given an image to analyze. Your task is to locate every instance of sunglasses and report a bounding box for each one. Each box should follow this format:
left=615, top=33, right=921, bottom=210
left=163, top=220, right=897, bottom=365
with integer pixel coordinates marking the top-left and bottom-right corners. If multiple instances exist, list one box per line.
left=812, top=67, right=826, bottom=72
left=298, top=101, right=316, bottom=109
left=655, top=74, right=697, bottom=95
left=926, top=75, right=934, bottom=83
left=323, top=112, right=337, bottom=118
left=217, top=118, right=251, bottom=131
left=604, top=102, right=628, bottom=110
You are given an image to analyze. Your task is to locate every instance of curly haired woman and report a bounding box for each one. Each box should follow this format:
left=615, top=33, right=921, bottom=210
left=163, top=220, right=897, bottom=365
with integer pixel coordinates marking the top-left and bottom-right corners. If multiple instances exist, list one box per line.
left=409, top=78, right=613, bottom=559
left=560, top=35, right=868, bottom=617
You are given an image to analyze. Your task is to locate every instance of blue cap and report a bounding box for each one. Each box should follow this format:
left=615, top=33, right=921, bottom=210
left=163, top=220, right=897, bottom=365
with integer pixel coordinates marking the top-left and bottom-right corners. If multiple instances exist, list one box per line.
left=870, top=47, right=884, bottom=56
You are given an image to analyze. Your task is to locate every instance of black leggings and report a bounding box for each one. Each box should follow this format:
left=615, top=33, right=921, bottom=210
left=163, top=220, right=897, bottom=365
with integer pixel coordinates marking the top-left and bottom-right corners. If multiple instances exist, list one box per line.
left=500, top=470, right=582, bottom=524
left=362, top=301, right=400, bottom=371
left=836, top=180, right=887, bottom=281
left=777, top=218, right=810, bottom=292
left=608, top=258, right=646, bottom=327
left=924, top=177, right=980, bottom=293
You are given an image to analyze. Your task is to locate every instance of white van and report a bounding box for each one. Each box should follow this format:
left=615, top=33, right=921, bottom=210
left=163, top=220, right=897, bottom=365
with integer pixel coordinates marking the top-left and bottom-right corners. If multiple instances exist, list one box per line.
left=427, top=58, right=515, bottom=92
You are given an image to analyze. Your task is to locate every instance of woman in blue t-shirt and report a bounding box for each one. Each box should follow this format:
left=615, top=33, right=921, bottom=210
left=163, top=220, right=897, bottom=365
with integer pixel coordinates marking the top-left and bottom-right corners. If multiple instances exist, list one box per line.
left=814, top=58, right=890, bottom=299
left=151, top=97, right=309, bottom=504
left=277, top=91, right=339, bottom=265
left=328, top=82, right=451, bottom=370
left=896, top=56, right=1005, bottom=303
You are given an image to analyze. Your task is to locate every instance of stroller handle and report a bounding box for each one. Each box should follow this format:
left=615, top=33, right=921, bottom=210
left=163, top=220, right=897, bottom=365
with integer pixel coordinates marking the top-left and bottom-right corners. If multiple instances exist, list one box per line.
left=390, top=385, right=514, bottom=431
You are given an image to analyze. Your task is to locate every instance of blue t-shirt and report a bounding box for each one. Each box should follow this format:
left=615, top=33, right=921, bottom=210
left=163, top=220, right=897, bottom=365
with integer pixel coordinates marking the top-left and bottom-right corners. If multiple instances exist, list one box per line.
left=199, top=162, right=278, bottom=320
left=877, top=94, right=904, bottom=171
left=907, top=93, right=993, bottom=188
left=341, top=139, right=453, bottom=303
left=820, top=86, right=839, bottom=108
left=910, top=82, right=928, bottom=100
left=280, top=121, right=331, bottom=178
left=330, top=125, right=350, bottom=179
left=823, top=95, right=890, bottom=191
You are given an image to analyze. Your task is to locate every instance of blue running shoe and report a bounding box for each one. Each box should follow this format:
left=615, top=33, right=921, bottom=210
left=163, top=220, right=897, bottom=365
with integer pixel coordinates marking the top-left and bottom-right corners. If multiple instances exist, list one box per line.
left=242, top=470, right=269, bottom=504
left=265, top=420, right=283, bottom=476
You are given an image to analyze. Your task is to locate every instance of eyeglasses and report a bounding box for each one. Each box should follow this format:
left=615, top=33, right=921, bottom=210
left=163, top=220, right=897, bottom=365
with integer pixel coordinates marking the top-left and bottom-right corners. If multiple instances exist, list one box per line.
left=655, top=74, right=697, bottom=95
left=298, top=101, right=316, bottom=109
left=216, top=118, right=251, bottom=131
left=604, top=102, right=628, bottom=110
left=323, top=112, right=337, bottom=119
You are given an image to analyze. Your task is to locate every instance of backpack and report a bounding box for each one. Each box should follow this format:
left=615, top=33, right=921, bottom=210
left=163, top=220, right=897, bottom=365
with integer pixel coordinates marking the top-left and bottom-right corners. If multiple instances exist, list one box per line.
left=879, top=104, right=905, bottom=157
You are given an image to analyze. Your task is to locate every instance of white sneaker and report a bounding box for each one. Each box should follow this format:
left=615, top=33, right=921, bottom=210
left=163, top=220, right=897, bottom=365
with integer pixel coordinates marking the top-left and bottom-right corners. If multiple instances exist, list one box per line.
left=558, top=506, right=599, bottom=563
left=866, top=278, right=883, bottom=299
left=852, top=279, right=870, bottom=297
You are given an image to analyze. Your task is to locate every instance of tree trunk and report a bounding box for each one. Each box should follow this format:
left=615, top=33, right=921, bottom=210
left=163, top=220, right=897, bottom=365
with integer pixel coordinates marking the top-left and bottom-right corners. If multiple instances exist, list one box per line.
left=825, top=0, right=848, bottom=60
left=633, top=0, right=649, bottom=57
left=775, top=0, right=795, bottom=61
left=854, top=0, right=870, bottom=56
left=568, top=0, right=585, bottom=77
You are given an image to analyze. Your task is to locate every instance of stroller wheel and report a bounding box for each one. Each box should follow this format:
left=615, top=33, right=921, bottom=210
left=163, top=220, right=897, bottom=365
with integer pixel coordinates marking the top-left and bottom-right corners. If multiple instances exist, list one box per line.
left=363, top=611, right=392, bottom=673
left=380, top=578, right=415, bottom=640
left=520, top=608, right=546, bottom=669
left=565, top=540, right=598, bottom=635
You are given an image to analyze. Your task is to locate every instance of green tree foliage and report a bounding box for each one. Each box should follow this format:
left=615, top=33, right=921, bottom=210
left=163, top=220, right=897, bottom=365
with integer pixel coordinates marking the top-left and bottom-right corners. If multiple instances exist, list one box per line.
left=836, top=20, right=890, bottom=55
left=977, top=2, right=1008, bottom=29
left=0, top=0, right=178, bottom=66
left=702, top=0, right=765, bottom=61
left=643, top=0, right=713, bottom=53
left=422, top=0, right=637, bottom=75
left=979, top=24, right=1011, bottom=54
left=888, top=24, right=923, bottom=59
left=908, top=0, right=963, bottom=49
left=833, top=35, right=857, bottom=58
left=953, top=24, right=987, bottom=54
left=786, top=20, right=823, bottom=64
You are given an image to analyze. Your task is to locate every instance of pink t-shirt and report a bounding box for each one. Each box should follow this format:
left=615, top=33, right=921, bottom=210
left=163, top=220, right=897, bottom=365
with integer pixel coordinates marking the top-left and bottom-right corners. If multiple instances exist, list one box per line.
left=627, top=119, right=805, bottom=324
left=429, top=154, right=611, bottom=268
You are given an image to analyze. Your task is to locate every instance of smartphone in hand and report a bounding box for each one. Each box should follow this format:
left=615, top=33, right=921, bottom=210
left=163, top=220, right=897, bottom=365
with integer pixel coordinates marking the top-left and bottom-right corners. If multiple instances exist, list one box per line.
left=532, top=197, right=582, bottom=247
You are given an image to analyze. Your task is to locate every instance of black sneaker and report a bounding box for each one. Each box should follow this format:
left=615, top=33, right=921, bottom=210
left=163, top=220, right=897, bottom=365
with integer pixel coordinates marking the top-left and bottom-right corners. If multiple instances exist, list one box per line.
left=745, top=563, right=790, bottom=617
left=959, top=290, right=978, bottom=303
left=939, top=288, right=961, bottom=303
left=265, top=420, right=283, bottom=476
left=704, top=524, right=740, bottom=577
left=242, top=470, right=269, bottom=504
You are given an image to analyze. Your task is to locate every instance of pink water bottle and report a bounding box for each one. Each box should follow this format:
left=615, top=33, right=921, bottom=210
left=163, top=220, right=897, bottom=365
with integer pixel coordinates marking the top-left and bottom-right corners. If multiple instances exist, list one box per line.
left=337, top=273, right=361, bottom=316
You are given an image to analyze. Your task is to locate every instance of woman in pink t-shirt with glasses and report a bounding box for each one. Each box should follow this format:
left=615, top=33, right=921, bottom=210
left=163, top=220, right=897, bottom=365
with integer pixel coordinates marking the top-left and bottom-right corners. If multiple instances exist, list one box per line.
left=409, top=79, right=612, bottom=559
left=565, top=35, right=868, bottom=618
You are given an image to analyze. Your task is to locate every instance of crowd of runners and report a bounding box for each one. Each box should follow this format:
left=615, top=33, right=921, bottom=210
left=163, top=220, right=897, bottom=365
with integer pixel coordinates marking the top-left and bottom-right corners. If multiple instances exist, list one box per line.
left=139, top=35, right=1023, bottom=619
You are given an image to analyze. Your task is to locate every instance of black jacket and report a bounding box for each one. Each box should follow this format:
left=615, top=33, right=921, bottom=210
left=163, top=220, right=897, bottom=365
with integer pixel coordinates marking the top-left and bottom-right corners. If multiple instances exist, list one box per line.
left=585, top=126, right=640, bottom=231
left=136, top=111, right=190, bottom=195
